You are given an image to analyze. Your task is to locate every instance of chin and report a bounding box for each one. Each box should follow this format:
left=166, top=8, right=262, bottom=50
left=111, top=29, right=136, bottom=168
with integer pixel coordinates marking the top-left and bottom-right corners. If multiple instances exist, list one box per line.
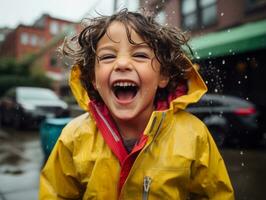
left=115, top=114, right=136, bottom=121
left=112, top=111, right=137, bottom=122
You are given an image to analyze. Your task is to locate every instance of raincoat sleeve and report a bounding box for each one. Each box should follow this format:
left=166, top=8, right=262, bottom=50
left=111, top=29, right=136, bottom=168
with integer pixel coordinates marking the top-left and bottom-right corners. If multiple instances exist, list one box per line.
left=39, top=127, right=83, bottom=199
left=189, top=126, right=235, bottom=200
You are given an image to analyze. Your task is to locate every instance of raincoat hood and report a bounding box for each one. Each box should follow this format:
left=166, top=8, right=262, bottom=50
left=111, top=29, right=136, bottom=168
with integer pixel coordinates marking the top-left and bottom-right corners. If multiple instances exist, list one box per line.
left=69, top=56, right=207, bottom=112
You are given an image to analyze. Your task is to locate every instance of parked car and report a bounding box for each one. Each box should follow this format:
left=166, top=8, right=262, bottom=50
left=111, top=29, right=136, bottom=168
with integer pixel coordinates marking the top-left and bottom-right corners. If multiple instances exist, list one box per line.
left=39, top=93, right=259, bottom=160
left=187, top=94, right=259, bottom=147
left=0, top=86, right=70, bottom=129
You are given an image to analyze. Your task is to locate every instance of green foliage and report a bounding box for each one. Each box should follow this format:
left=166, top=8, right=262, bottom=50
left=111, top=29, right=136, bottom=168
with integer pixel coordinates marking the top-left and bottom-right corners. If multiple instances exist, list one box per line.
left=0, top=57, right=29, bottom=75
left=0, top=57, right=53, bottom=96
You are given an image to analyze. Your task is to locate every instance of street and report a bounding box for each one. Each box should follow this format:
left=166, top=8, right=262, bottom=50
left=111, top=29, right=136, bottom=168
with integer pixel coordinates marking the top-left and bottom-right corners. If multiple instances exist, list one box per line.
left=0, top=128, right=42, bottom=200
left=0, top=127, right=266, bottom=200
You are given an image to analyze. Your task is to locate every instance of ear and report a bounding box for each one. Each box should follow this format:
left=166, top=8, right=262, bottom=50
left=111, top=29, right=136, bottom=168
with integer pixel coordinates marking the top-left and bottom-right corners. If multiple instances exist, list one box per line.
left=158, top=75, right=169, bottom=88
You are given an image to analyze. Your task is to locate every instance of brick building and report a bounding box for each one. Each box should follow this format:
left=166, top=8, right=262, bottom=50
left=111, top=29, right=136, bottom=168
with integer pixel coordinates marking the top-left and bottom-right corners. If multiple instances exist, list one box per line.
left=0, top=14, right=80, bottom=81
left=141, top=0, right=266, bottom=133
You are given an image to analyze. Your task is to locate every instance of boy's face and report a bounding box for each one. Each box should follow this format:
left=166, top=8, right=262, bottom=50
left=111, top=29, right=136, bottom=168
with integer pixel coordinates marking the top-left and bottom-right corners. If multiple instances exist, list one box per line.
left=93, top=21, right=168, bottom=124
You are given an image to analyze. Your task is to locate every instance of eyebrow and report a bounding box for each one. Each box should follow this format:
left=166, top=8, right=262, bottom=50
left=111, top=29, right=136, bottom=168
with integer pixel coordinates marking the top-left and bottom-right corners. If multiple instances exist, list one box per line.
left=96, top=43, right=152, bottom=53
left=96, top=45, right=115, bottom=53
left=131, top=43, right=151, bottom=49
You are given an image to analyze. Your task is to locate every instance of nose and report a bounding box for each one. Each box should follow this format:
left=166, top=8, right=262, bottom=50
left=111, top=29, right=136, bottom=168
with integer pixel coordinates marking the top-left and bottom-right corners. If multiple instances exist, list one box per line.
left=114, top=56, right=132, bottom=71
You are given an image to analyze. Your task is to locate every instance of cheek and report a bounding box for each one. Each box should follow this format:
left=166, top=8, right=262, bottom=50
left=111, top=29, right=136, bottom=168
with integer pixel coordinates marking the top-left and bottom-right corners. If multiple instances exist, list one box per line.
left=94, top=69, right=109, bottom=90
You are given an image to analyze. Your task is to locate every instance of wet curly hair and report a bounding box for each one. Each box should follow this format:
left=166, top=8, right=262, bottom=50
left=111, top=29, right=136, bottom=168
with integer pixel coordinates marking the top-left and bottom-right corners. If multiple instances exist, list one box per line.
left=61, top=8, right=193, bottom=103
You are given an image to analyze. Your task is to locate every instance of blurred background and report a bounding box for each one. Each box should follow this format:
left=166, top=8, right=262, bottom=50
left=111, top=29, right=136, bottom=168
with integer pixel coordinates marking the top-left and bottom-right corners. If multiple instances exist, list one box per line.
left=0, top=0, right=266, bottom=199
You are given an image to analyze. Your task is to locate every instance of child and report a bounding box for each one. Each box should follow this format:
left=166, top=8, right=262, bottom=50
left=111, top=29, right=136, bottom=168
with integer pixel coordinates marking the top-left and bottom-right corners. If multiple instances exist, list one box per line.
left=39, top=9, right=234, bottom=199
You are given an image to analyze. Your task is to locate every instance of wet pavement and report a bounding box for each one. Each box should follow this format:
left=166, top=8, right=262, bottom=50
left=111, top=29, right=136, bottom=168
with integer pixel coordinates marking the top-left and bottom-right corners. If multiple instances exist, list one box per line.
left=0, top=128, right=42, bottom=200
left=221, top=148, right=266, bottom=200
left=0, top=126, right=266, bottom=200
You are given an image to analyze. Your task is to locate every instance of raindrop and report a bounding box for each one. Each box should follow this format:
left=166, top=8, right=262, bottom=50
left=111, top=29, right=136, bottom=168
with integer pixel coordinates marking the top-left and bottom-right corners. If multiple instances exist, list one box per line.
left=229, top=49, right=232, bottom=53
left=156, top=5, right=159, bottom=9
left=214, top=88, right=218, bottom=93
left=208, top=52, right=212, bottom=56
left=205, top=81, right=208, bottom=84
left=196, top=56, right=201, bottom=59
left=241, top=162, right=245, bottom=167
left=211, top=79, right=214, bottom=82
left=240, top=151, right=244, bottom=155
left=221, top=12, right=224, bottom=16
left=145, top=0, right=149, bottom=4
left=244, top=75, right=248, bottom=79
left=238, top=81, right=241, bottom=84
left=227, top=29, right=231, bottom=33
left=246, top=57, right=250, bottom=61
left=246, top=97, right=249, bottom=101
left=172, top=10, right=175, bottom=14
left=209, top=60, right=212, bottom=64
left=222, top=60, right=225, bottom=65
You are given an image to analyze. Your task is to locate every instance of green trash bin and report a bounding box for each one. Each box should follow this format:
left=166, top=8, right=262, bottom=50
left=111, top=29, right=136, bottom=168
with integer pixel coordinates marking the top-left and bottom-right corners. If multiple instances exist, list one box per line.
left=40, top=117, right=72, bottom=160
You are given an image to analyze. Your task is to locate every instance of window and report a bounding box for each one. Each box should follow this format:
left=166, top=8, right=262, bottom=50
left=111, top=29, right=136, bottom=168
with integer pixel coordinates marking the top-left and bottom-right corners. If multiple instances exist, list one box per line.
left=246, top=0, right=266, bottom=11
left=20, top=33, right=29, bottom=45
left=0, top=33, right=4, bottom=42
left=49, top=21, right=59, bottom=35
left=156, top=10, right=167, bottom=24
left=61, top=24, right=76, bottom=35
left=30, top=34, right=38, bottom=46
left=181, top=0, right=217, bottom=30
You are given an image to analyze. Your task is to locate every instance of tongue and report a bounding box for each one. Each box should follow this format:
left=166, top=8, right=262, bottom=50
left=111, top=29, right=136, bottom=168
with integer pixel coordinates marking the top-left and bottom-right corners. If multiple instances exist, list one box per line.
left=116, top=90, right=135, bottom=101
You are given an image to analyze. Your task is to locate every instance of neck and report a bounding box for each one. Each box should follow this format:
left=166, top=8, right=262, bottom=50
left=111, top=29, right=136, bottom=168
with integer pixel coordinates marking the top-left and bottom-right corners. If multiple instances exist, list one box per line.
left=112, top=108, right=153, bottom=140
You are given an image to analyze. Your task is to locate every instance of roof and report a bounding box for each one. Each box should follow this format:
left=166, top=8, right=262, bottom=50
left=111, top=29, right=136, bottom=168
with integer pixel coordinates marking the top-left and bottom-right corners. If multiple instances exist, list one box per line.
left=189, top=19, right=266, bottom=59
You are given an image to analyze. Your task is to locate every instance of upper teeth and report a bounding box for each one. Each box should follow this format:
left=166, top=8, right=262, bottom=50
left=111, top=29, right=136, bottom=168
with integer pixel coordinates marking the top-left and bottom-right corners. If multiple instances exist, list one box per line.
left=113, top=82, right=136, bottom=87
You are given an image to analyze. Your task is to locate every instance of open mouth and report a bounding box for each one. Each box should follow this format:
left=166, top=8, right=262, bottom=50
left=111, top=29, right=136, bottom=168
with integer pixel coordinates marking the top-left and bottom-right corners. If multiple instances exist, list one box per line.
left=112, top=81, right=139, bottom=102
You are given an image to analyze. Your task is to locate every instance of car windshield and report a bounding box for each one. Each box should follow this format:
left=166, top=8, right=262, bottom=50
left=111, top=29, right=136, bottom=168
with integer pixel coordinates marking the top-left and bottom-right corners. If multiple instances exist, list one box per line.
left=17, top=88, right=59, bottom=101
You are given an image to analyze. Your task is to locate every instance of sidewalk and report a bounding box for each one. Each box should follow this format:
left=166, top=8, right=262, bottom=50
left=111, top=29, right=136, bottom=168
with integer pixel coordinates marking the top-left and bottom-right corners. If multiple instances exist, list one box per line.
left=0, top=129, right=42, bottom=200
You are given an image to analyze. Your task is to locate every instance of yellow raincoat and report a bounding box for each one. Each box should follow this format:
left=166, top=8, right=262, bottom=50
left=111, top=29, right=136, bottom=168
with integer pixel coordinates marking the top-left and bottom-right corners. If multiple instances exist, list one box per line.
left=39, top=60, right=234, bottom=199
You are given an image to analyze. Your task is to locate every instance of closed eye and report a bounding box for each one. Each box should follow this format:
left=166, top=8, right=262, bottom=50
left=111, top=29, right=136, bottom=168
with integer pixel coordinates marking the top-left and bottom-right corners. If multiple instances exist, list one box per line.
left=132, top=53, right=150, bottom=59
left=98, top=54, right=116, bottom=61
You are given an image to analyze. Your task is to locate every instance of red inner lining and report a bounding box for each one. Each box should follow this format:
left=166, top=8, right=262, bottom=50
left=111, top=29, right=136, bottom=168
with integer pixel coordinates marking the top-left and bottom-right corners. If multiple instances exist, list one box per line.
left=88, top=82, right=187, bottom=194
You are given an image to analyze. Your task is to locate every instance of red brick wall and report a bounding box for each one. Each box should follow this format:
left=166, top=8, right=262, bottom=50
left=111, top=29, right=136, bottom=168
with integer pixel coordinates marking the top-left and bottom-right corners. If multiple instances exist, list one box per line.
left=16, top=25, right=44, bottom=59
left=140, top=0, right=266, bottom=35
left=0, top=14, right=81, bottom=77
